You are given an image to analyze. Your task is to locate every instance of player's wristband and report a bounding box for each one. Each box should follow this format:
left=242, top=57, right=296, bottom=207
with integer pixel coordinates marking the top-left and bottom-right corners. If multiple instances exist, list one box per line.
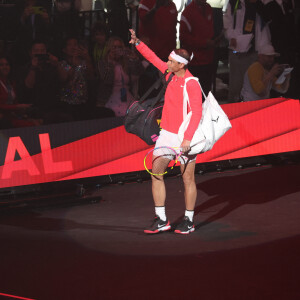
left=135, top=40, right=141, bottom=46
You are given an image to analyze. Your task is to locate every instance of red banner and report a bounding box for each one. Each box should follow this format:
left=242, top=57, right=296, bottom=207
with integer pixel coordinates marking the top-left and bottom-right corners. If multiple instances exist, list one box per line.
left=0, top=98, right=299, bottom=189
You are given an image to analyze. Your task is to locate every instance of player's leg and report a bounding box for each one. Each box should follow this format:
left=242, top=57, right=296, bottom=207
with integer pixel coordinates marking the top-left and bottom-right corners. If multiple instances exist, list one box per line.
left=175, top=161, right=197, bottom=234
left=181, top=160, right=197, bottom=211
left=144, top=155, right=171, bottom=234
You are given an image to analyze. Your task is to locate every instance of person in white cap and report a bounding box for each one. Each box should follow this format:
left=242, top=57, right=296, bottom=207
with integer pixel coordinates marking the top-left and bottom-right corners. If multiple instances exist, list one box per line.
left=258, top=0, right=296, bottom=65
left=223, top=0, right=271, bottom=102
left=129, top=29, right=203, bottom=235
left=240, top=44, right=291, bottom=101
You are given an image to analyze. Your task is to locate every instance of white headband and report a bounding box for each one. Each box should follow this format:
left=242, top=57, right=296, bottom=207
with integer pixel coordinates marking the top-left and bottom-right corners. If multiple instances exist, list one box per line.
left=170, top=51, right=188, bottom=65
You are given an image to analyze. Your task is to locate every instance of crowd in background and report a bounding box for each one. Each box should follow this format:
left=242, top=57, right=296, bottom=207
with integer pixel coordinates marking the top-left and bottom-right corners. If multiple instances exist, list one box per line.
left=0, top=0, right=299, bottom=130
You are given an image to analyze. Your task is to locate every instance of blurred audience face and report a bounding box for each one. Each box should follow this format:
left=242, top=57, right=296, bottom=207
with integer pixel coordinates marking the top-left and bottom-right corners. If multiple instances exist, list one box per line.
left=108, top=38, right=125, bottom=61
left=94, top=31, right=107, bottom=47
left=31, top=43, right=47, bottom=56
left=63, top=38, right=79, bottom=57
left=0, top=58, right=10, bottom=78
left=259, top=54, right=276, bottom=70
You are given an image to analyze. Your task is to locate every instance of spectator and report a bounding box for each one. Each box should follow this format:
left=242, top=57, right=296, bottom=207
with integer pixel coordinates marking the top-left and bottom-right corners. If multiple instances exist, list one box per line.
left=126, top=0, right=140, bottom=32
left=0, top=56, right=38, bottom=128
left=207, top=0, right=227, bottom=93
left=54, top=0, right=81, bottom=13
left=138, top=0, right=177, bottom=60
left=87, top=21, right=110, bottom=116
left=180, top=0, right=216, bottom=95
left=0, top=0, right=23, bottom=43
left=59, top=37, right=94, bottom=121
left=259, top=0, right=296, bottom=65
left=97, top=36, right=141, bottom=116
left=223, top=0, right=271, bottom=102
left=207, top=0, right=226, bottom=36
left=0, top=57, right=18, bottom=108
left=107, top=0, right=130, bottom=44
left=90, top=21, right=109, bottom=67
left=240, top=44, right=291, bottom=101
left=14, top=0, right=52, bottom=65
left=18, top=40, right=68, bottom=124
left=53, top=0, right=82, bottom=39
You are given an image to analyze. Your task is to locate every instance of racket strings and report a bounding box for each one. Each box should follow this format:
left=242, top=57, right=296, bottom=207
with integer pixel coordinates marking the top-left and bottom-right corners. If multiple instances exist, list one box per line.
left=152, top=155, right=175, bottom=175
left=144, top=147, right=178, bottom=176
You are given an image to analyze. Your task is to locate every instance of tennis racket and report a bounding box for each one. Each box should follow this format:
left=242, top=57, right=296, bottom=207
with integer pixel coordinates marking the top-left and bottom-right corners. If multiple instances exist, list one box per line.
left=144, top=146, right=184, bottom=176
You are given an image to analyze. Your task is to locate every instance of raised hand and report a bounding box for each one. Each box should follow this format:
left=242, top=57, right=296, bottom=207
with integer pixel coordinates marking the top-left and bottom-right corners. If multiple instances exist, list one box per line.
left=270, top=63, right=283, bottom=77
left=129, top=29, right=139, bottom=45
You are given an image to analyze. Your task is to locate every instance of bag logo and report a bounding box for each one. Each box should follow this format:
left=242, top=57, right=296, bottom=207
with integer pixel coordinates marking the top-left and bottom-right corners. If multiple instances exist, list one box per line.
left=151, top=134, right=159, bottom=142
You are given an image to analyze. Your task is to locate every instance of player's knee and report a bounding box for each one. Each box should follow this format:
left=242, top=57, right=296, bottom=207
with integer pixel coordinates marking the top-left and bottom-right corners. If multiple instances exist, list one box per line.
left=151, top=174, right=164, bottom=182
left=182, top=173, right=195, bottom=185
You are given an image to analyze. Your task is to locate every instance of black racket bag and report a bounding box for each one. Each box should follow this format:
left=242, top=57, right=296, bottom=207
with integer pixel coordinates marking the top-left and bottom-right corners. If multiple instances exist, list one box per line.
left=124, top=71, right=173, bottom=145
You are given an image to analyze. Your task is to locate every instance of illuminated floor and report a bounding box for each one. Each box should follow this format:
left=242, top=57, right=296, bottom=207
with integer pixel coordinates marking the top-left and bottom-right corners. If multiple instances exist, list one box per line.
left=0, top=163, right=299, bottom=300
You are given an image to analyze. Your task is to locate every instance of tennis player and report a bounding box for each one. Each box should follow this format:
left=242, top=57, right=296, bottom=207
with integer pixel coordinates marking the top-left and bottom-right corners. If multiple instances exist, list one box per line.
left=129, top=29, right=202, bottom=234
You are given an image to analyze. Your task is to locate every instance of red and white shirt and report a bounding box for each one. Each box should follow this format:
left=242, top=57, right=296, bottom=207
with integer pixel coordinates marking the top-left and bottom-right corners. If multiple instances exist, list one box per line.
left=180, top=1, right=214, bottom=66
left=136, top=42, right=202, bottom=141
left=138, top=0, right=177, bottom=59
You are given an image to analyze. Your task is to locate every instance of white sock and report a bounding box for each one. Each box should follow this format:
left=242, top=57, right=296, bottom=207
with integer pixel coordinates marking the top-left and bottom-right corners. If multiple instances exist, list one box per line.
left=185, top=210, right=194, bottom=222
left=155, top=206, right=166, bottom=221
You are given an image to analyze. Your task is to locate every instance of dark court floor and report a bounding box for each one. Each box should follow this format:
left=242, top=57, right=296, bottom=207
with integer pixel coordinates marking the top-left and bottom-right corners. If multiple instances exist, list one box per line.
left=0, top=161, right=300, bottom=300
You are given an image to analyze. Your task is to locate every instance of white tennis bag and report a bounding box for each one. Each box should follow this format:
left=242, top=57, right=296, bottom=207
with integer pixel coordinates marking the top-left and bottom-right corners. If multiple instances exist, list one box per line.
left=178, top=77, right=232, bottom=155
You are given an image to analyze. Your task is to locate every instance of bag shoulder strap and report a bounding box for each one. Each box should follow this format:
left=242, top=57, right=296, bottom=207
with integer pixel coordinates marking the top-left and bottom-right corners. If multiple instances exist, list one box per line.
left=139, top=70, right=172, bottom=103
left=184, top=77, right=207, bottom=100
left=150, top=72, right=174, bottom=107
left=182, top=77, right=207, bottom=119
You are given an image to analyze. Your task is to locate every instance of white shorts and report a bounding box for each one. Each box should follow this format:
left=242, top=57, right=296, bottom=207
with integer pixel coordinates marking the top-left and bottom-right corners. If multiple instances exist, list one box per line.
left=154, top=129, right=197, bottom=164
